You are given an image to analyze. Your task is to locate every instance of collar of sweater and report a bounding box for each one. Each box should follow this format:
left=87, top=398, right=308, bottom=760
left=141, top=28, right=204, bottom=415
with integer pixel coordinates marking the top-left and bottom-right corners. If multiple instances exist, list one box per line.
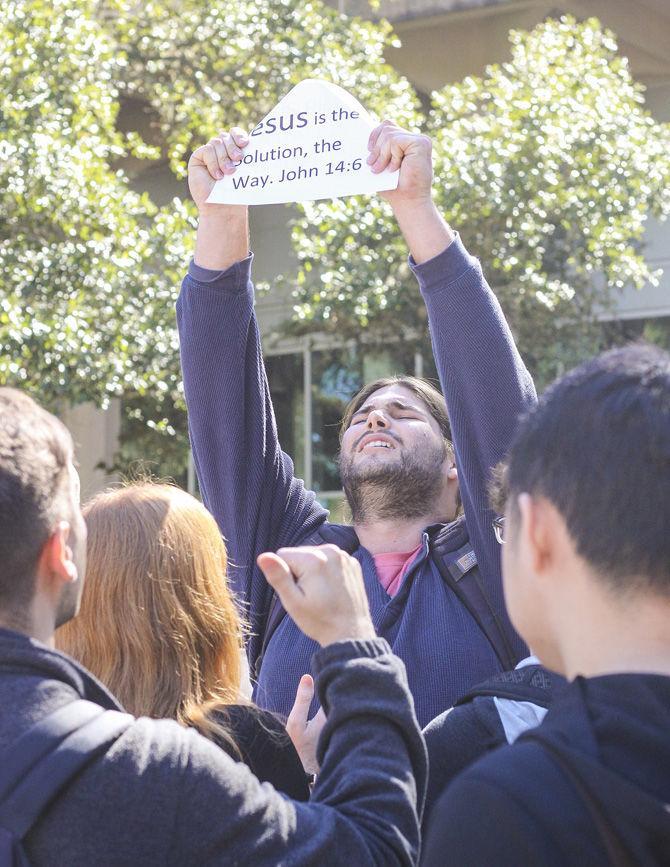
left=0, top=626, right=123, bottom=711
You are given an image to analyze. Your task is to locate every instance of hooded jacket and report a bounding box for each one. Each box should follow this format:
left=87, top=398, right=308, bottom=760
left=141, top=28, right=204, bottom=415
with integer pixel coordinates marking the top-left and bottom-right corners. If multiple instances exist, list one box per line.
left=0, top=627, right=426, bottom=866
left=421, top=674, right=670, bottom=866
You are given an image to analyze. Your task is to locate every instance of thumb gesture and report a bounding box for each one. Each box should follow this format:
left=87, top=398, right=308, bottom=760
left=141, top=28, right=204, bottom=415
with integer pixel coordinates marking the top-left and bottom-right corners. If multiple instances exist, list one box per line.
left=286, top=674, right=327, bottom=775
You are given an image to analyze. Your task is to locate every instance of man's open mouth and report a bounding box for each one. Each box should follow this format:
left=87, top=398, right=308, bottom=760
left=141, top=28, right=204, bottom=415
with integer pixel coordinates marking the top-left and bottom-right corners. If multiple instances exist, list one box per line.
left=358, top=436, right=397, bottom=452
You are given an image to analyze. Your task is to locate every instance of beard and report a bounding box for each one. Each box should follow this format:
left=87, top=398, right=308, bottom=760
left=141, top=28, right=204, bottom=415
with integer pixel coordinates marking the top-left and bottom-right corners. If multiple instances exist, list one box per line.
left=339, top=439, right=448, bottom=523
left=54, top=524, right=86, bottom=629
left=54, top=578, right=81, bottom=629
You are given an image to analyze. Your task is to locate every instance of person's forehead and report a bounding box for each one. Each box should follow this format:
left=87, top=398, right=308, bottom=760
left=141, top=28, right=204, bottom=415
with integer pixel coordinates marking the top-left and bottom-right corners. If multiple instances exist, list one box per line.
left=357, top=384, right=429, bottom=413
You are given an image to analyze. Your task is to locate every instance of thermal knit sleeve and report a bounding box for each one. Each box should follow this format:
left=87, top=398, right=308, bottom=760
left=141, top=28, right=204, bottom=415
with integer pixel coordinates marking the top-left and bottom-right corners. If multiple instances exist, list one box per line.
left=411, top=236, right=536, bottom=654
left=177, top=257, right=328, bottom=655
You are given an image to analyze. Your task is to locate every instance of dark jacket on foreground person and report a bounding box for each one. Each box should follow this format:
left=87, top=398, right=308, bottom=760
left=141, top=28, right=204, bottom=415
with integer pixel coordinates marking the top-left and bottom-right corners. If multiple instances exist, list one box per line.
left=0, top=627, right=426, bottom=866
left=212, top=705, right=309, bottom=800
left=177, top=236, right=535, bottom=727
left=422, top=674, right=670, bottom=866
left=422, top=658, right=565, bottom=825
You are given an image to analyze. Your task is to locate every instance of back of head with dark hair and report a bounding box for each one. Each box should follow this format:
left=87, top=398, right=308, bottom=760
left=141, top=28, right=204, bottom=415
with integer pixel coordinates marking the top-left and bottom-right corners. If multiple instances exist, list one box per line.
left=506, top=344, right=670, bottom=595
left=0, top=388, right=73, bottom=608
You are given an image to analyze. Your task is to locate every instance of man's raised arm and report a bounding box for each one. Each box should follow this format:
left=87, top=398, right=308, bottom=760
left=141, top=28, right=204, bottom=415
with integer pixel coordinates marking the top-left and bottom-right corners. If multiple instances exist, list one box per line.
left=370, top=123, right=535, bottom=651
left=177, top=130, right=327, bottom=656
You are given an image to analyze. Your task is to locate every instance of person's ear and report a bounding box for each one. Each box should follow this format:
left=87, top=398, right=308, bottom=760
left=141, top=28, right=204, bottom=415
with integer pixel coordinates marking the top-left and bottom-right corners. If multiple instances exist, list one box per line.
left=518, top=493, right=559, bottom=576
left=38, top=522, right=78, bottom=591
left=443, top=462, right=459, bottom=519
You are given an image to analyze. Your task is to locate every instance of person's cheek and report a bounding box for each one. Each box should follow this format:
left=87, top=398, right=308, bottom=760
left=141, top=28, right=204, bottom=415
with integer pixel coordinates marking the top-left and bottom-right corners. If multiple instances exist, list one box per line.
left=341, top=429, right=356, bottom=457
left=501, top=542, right=517, bottom=614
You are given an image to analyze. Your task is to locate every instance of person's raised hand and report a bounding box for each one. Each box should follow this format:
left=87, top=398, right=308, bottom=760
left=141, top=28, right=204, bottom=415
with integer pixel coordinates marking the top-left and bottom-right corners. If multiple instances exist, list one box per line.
left=367, top=120, right=433, bottom=209
left=187, top=128, right=248, bottom=214
left=286, top=674, right=326, bottom=776
left=257, top=545, right=376, bottom=647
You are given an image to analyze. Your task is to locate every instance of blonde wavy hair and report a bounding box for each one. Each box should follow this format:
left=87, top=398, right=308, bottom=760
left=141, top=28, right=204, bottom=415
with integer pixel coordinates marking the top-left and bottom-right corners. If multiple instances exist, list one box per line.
left=56, top=482, right=247, bottom=752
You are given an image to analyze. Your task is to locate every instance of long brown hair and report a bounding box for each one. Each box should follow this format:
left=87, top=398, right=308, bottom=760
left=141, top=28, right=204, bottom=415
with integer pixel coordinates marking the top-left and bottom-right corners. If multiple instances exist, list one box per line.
left=340, top=375, right=454, bottom=453
left=56, top=482, right=246, bottom=751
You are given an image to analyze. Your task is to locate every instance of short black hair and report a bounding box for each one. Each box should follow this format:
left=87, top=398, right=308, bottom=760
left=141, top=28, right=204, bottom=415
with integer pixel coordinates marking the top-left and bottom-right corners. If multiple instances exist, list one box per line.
left=0, top=388, right=74, bottom=608
left=506, top=343, right=670, bottom=595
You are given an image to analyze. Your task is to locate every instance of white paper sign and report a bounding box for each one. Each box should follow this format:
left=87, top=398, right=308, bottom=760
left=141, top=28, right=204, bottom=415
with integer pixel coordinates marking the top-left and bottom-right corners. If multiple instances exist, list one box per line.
left=206, top=79, right=399, bottom=206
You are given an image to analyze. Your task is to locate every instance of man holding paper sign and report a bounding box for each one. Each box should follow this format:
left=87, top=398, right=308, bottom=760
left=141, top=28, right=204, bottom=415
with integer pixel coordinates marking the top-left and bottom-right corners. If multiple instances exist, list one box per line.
left=204, top=80, right=401, bottom=204
left=177, top=119, right=536, bottom=728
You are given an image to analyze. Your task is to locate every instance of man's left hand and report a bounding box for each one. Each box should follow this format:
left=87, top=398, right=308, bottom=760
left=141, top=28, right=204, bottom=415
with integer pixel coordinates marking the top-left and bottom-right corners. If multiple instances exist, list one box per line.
left=367, top=121, right=433, bottom=208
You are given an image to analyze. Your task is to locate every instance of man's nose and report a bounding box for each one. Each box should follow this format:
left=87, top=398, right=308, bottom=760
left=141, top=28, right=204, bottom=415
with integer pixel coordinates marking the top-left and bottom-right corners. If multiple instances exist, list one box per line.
left=366, top=410, right=387, bottom=429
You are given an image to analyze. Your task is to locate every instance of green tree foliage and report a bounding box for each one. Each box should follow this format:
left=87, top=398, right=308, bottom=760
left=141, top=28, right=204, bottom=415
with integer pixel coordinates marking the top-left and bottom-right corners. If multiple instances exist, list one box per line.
left=290, top=16, right=670, bottom=382
left=0, top=0, right=418, bottom=472
left=0, top=0, right=193, bottom=407
left=2, top=6, right=669, bottom=476
left=103, top=0, right=420, bottom=177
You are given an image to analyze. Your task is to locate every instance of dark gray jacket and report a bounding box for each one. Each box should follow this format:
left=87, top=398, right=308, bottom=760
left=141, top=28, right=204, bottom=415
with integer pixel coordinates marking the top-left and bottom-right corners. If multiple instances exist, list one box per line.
left=422, top=674, right=670, bottom=866
left=0, top=627, right=426, bottom=866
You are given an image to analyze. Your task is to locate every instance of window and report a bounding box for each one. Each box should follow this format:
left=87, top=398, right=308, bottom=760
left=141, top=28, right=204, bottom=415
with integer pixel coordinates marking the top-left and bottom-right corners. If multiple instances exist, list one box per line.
left=265, top=352, right=305, bottom=479
left=311, top=347, right=363, bottom=493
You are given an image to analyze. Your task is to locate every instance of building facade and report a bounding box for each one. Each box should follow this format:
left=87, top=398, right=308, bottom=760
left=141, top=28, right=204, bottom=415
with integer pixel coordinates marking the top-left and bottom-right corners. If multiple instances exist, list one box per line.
left=68, top=0, right=670, bottom=505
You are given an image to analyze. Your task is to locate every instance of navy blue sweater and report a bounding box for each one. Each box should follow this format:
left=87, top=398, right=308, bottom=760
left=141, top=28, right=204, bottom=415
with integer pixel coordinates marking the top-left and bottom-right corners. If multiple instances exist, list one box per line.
left=422, top=674, right=670, bottom=866
left=177, top=236, right=535, bottom=726
left=0, top=627, right=426, bottom=865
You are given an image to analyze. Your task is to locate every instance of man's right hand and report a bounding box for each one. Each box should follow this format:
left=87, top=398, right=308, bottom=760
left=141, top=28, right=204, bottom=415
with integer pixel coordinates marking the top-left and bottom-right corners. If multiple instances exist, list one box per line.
left=188, top=128, right=250, bottom=269
left=257, top=545, right=376, bottom=647
left=187, top=128, right=249, bottom=214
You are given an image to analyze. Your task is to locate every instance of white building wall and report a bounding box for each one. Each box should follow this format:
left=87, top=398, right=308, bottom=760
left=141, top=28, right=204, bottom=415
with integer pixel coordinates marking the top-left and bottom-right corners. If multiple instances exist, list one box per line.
left=60, top=400, right=121, bottom=501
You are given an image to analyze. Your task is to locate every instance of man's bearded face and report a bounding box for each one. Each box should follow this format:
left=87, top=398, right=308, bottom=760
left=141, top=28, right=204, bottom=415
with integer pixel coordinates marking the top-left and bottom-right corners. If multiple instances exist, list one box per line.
left=339, top=385, right=449, bottom=522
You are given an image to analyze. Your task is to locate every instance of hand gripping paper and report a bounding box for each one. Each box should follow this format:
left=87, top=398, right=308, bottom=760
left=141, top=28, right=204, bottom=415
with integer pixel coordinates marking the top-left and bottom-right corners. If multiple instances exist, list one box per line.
left=206, top=79, right=400, bottom=206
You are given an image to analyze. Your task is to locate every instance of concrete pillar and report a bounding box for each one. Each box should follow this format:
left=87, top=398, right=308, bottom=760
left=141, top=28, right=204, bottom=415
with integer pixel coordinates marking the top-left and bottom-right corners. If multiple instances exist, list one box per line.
left=60, top=400, right=122, bottom=501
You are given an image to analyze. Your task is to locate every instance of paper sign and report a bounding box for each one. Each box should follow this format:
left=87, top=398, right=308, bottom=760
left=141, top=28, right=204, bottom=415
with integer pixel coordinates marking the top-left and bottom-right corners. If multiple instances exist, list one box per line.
left=206, top=79, right=399, bottom=206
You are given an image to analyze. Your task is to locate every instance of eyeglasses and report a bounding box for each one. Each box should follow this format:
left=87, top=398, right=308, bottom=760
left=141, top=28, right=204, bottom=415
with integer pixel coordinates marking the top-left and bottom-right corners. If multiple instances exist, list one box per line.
left=492, top=516, right=505, bottom=545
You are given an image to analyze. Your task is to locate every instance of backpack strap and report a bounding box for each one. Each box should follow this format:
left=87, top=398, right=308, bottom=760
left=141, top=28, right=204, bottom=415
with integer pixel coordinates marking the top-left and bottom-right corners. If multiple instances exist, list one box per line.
left=454, top=665, right=563, bottom=709
left=254, top=524, right=359, bottom=680
left=255, top=518, right=521, bottom=678
left=431, top=524, right=519, bottom=671
left=522, top=730, right=670, bottom=867
left=0, top=699, right=133, bottom=842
